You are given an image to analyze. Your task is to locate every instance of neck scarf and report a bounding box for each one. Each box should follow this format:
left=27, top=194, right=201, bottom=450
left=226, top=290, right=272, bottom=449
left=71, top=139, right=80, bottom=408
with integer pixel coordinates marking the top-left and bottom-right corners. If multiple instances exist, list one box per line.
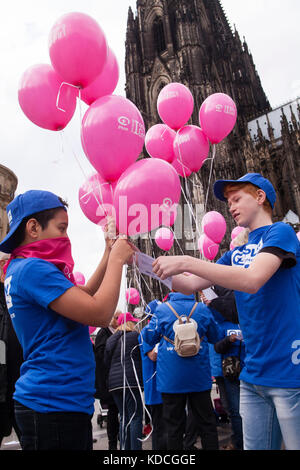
left=3, top=237, right=76, bottom=284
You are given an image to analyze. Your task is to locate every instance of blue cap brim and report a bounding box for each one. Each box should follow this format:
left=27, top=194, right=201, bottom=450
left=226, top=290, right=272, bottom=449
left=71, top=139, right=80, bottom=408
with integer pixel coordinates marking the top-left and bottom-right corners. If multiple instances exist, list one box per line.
left=0, top=222, right=22, bottom=254
left=213, top=179, right=240, bottom=202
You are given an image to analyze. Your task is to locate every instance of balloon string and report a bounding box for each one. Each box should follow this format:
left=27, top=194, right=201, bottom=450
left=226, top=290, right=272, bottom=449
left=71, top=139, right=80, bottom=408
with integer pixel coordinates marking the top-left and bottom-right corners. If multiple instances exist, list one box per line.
left=204, top=144, right=216, bottom=213
left=148, top=234, right=167, bottom=299
left=124, top=260, right=154, bottom=445
left=174, top=129, right=201, bottom=254
left=60, top=130, right=112, bottom=226
left=56, top=82, right=80, bottom=112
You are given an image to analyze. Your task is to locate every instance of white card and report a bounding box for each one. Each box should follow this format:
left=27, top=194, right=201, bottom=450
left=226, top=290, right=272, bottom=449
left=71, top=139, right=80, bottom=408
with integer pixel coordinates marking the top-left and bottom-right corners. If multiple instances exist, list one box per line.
left=202, top=287, right=218, bottom=300
left=135, top=252, right=172, bottom=290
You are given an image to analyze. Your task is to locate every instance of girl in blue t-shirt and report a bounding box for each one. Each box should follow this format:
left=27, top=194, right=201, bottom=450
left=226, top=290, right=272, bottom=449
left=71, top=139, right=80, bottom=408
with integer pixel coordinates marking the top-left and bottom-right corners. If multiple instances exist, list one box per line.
left=0, top=190, right=134, bottom=450
left=152, top=173, right=300, bottom=451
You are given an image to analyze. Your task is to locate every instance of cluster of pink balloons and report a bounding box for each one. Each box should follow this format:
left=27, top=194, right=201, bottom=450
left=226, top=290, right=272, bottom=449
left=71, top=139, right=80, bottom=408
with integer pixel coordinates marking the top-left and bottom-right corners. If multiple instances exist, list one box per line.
left=126, top=288, right=140, bottom=305
left=198, top=211, right=227, bottom=260
left=79, top=158, right=181, bottom=237
left=145, top=83, right=237, bottom=179
left=18, top=12, right=119, bottom=131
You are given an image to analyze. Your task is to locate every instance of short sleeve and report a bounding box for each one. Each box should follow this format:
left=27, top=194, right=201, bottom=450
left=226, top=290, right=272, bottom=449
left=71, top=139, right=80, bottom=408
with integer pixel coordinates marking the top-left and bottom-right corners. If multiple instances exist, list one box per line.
left=19, top=259, right=74, bottom=309
left=262, top=223, right=298, bottom=252
left=260, top=223, right=299, bottom=267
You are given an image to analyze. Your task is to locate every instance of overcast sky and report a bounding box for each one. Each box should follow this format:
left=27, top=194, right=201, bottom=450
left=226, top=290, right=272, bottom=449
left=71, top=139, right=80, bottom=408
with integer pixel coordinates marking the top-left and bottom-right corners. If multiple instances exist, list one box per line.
left=0, top=0, right=299, bottom=307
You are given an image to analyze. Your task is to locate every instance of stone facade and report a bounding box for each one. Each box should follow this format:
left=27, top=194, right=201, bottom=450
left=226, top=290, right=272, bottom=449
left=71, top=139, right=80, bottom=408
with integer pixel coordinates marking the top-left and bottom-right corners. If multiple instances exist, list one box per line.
left=0, top=165, right=18, bottom=247
left=125, top=0, right=300, bottom=301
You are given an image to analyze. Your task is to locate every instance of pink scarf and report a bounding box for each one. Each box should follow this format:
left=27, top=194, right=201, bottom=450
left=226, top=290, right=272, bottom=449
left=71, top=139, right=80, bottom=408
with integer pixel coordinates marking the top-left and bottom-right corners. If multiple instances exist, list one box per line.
left=3, top=237, right=76, bottom=284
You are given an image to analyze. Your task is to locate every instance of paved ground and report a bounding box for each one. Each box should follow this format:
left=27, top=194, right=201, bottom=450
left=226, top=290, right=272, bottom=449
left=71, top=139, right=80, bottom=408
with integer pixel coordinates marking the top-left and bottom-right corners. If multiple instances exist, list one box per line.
left=1, top=385, right=232, bottom=451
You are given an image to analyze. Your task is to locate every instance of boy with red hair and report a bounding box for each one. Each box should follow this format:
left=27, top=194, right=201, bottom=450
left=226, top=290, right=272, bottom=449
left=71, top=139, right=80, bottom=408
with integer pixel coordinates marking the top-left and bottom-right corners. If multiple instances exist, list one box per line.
left=153, top=173, right=300, bottom=450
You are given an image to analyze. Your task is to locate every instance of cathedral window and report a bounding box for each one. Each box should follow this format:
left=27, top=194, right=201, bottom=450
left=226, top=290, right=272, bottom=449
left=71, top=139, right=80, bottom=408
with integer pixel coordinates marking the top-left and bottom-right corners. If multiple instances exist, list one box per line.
left=153, top=18, right=166, bottom=55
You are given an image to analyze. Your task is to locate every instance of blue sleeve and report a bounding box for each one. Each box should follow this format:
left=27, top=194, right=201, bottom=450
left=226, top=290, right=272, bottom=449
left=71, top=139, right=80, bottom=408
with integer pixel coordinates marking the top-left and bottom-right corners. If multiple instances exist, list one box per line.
left=142, top=315, right=162, bottom=347
left=217, top=250, right=232, bottom=266
left=139, top=330, right=154, bottom=355
left=19, top=259, right=74, bottom=309
left=262, top=223, right=299, bottom=255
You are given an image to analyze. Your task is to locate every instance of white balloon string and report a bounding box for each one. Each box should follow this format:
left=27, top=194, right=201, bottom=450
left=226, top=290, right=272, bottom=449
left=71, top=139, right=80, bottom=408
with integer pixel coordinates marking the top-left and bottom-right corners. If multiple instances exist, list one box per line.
left=204, top=144, right=217, bottom=212
left=180, top=182, right=201, bottom=239
left=148, top=234, right=167, bottom=299
left=130, top=342, right=153, bottom=443
left=56, top=82, right=80, bottom=112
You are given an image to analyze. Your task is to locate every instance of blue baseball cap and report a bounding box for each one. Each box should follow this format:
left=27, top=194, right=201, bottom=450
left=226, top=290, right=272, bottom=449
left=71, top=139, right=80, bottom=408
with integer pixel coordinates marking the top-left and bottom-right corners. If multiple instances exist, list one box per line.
left=0, top=190, right=66, bottom=253
left=213, top=173, right=276, bottom=209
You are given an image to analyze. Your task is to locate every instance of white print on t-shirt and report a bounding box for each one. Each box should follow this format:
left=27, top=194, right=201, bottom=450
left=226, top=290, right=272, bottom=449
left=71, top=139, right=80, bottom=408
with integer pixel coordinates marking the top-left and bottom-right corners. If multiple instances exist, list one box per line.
left=4, top=275, right=13, bottom=309
left=291, top=340, right=300, bottom=365
left=232, top=239, right=263, bottom=268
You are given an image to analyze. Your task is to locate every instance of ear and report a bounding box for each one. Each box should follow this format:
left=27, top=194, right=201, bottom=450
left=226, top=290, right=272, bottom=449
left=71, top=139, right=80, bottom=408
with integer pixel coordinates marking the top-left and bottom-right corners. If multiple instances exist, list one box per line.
left=256, top=189, right=267, bottom=206
left=25, top=218, right=42, bottom=240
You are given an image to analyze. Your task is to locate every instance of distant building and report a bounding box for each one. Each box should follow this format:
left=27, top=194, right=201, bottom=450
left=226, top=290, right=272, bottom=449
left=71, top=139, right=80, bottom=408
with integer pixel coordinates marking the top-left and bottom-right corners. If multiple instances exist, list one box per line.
left=125, top=0, right=299, bottom=300
left=0, top=165, right=18, bottom=247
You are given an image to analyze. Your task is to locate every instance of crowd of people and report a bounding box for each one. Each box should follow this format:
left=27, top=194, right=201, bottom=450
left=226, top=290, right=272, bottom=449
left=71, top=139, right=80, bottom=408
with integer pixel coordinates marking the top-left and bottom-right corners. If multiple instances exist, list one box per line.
left=0, top=172, right=299, bottom=451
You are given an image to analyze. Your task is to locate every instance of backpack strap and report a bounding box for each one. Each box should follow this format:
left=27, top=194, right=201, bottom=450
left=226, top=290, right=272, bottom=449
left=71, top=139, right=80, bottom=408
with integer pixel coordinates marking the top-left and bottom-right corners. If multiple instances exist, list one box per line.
left=165, top=302, right=182, bottom=323
left=163, top=335, right=174, bottom=345
left=187, top=302, right=198, bottom=320
left=166, top=301, right=198, bottom=323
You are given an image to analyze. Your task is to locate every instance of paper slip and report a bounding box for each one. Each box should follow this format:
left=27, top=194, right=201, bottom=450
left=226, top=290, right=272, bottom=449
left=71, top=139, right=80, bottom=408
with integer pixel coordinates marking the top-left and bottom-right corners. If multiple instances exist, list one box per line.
left=135, top=252, right=173, bottom=290
left=202, top=287, right=218, bottom=301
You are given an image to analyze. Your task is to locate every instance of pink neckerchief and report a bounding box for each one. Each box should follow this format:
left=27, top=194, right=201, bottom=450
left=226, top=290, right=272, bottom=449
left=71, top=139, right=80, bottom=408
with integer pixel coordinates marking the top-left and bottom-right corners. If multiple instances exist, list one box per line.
left=3, top=237, right=76, bottom=284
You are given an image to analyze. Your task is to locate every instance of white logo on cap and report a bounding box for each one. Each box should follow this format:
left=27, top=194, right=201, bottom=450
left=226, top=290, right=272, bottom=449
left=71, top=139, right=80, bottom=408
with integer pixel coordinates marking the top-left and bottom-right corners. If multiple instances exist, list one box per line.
left=7, top=210, right=12, bottom=225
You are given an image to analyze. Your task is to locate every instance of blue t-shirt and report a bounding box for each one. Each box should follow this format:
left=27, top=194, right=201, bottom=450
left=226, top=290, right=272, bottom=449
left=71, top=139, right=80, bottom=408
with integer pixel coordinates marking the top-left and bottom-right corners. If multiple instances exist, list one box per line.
left=217, top=222, right=300, bottom=387
left=4, top=258, right=95, bottom=414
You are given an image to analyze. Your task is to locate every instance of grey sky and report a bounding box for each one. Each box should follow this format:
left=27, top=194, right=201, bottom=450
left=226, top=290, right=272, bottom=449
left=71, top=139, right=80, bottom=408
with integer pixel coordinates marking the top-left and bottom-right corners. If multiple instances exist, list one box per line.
left=0, top=0, right=299, bottom=305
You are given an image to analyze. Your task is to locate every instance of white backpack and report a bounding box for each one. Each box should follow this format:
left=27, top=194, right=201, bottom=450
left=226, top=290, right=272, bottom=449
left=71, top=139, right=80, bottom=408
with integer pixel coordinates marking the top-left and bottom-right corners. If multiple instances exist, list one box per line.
left=164, top=302, right=201, bottom=357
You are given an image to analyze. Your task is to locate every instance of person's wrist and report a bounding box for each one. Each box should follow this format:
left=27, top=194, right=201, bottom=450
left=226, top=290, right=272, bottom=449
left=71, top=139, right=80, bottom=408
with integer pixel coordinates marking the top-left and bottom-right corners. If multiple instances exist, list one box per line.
left=182, top=255, right=192, bottom=272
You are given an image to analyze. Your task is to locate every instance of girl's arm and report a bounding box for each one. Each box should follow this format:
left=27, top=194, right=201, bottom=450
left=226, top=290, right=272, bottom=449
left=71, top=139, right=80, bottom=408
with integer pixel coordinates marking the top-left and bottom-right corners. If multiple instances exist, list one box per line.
left=49, top=238, right=134, bottom=327
left=78, top=217, right=116, bottom=296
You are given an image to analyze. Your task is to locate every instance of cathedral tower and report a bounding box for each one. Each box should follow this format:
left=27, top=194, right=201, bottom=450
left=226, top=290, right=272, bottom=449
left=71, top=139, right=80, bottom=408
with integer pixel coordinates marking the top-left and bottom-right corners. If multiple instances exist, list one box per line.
left=125, top=0, right=299, bottom=301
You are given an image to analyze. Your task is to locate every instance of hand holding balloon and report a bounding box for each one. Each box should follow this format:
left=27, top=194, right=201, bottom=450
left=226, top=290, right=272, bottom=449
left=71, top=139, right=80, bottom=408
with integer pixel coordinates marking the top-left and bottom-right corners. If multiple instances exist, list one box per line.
left=110, top=238, right=135, bottom=266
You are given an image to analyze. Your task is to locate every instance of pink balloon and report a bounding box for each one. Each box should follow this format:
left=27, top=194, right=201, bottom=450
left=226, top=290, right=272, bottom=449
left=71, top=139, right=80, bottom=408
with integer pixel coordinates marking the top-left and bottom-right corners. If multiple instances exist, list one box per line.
left=199, top=93, right=237, bottom=144
left=81, top=95, right=145, bottom=182
left=155, top=227, right=174, bottom=251
left=49, top=12, right=108, bottom=88
left=173, top=125, right=209, bottom=173
left=80, top=48, right=119, bottom=105
left=126, top=288, right=140, bottom=305
left=18, top=64, right=77, bottom=131
left=78, top=172, right=114, bottom=226
left=145, top=124, right=176, bottom=163
left=157, top=83, right=194, bottom=130
left=297, top=231, right=300, bottom=242
left=202, top=211, right=227, bottom=244
left=113, top=159, right=181, bottom=237
left=198, top=234, right=219, bottom=260
left=171, top=156, right=193, bottom=178
left=231, top=226, right=245, bottom=240
left=74, top=271, right=85, bottom=285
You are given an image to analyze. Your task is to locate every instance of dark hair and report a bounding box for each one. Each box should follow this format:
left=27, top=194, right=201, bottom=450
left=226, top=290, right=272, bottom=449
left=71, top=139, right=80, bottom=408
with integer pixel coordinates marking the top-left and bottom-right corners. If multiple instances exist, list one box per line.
left=10, top=197, right=68, bottom=248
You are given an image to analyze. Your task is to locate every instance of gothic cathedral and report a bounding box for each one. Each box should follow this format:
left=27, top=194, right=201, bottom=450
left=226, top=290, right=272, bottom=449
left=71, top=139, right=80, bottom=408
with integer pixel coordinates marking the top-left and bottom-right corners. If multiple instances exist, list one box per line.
left=125, top=0, right=299, bottom=300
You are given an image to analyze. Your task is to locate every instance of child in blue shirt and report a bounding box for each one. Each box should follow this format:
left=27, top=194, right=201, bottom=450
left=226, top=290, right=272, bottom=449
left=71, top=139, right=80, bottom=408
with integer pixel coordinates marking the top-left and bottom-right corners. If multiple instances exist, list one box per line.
left=152, top=173, right=300, bottom=450
left=0, top=190, right=133, bottom=450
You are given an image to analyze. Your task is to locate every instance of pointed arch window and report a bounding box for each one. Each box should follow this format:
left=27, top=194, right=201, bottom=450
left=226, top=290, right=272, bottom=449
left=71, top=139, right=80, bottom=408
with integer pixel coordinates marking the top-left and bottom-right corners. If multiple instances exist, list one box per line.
left=153, top=17, right=166, bottom=55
